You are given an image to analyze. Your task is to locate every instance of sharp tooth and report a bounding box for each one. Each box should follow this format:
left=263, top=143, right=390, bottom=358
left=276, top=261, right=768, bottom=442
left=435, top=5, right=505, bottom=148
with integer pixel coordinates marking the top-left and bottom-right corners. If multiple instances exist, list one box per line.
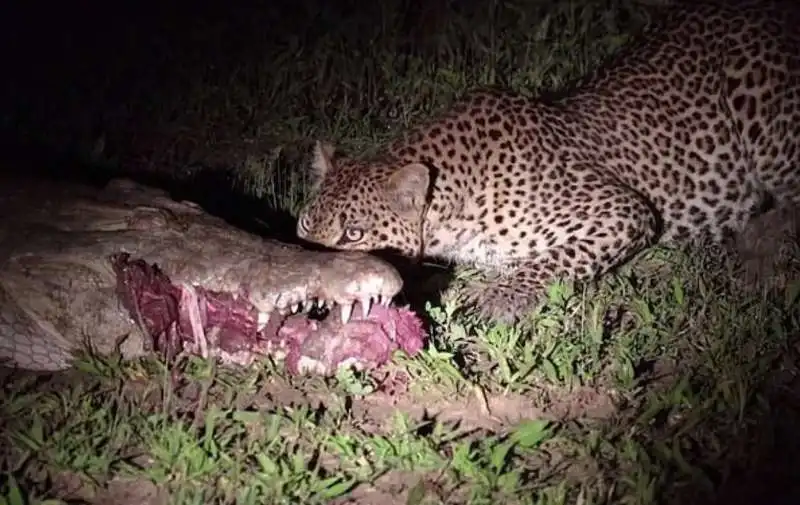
left=361, top=296, right=372, bottom=318
left=307, top=299, right=316, bottom=309
left=382, top=295, right=391, bottom=306
left=291, top=303, right=300, bottom=313
left=318, top=300, right=327, bottom=309
left=257, top=311, right=269, bottom=330
left=340, top=303, right=354, bottom=324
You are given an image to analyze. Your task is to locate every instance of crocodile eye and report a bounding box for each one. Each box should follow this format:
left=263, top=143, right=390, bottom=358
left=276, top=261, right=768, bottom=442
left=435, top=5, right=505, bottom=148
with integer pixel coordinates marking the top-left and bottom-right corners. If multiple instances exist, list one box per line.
left=341, top=227, right=364, bottom=244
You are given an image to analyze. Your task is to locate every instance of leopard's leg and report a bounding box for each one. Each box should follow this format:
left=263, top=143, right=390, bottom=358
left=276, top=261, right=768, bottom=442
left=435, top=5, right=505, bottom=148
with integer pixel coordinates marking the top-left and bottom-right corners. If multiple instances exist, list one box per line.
left=463, top=178, right=659, bottom=325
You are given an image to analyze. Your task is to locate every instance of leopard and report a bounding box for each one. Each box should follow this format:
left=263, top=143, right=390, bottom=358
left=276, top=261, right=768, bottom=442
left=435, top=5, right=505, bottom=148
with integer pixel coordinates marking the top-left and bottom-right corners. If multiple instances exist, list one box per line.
left=296, top=0, right=800, bottom=325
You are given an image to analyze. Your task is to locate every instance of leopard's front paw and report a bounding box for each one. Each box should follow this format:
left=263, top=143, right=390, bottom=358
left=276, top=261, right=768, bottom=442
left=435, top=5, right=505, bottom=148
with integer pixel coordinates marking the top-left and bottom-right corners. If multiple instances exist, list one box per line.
left=461, top=280, right=541, bottom=325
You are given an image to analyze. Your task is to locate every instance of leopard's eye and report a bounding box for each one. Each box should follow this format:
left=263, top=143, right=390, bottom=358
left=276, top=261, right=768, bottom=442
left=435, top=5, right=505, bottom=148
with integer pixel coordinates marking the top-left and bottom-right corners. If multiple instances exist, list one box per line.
left=341, top=227, right=364, bottom=244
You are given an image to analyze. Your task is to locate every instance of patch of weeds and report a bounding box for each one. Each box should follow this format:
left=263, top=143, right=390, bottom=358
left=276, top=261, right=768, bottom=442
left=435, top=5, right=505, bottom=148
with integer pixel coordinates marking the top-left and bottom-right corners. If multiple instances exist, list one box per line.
left=429, top=270, right=657, bottom=393
left=0, top=474, right=65, bottom=505
left=333, top=367, right=379, bottom=397
left=445, top=419, right=555, bottom=503
left=329, top=411, right=446, bottom=478
left=400, top=298, right=472, bottom=395
left=4, top=384, right=141, bottom=486
left=142, top=405, right=355, bottom=504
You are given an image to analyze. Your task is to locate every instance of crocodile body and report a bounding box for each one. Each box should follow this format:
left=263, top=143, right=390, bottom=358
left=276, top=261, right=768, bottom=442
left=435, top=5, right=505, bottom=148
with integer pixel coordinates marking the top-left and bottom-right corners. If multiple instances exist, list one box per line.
left=0, top=176, right=424, bottom=374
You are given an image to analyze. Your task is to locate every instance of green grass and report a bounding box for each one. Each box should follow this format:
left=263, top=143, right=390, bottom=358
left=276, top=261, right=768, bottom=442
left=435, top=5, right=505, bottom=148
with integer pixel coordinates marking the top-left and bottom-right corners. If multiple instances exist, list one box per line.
left=3, top=0, right=800, bottom=504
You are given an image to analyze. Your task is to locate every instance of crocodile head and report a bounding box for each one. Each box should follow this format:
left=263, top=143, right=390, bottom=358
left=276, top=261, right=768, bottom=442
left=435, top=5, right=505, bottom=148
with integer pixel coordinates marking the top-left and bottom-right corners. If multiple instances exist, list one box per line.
left=0, top=176, right=426, bottom=375
left=111, top=247, right=426, bottom=376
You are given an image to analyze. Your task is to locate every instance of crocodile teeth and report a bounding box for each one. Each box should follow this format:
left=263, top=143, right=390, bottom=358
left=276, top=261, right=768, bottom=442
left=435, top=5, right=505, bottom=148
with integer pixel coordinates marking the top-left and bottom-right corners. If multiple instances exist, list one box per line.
left=291, top=302, right=300, bottom=314
left=257, top=311, right=269, bottom=331
left=381, top=295, right=391, bottom=306
left=340, top=303, right=354, bottom=324
left=361, top=296, right=372, bottom=318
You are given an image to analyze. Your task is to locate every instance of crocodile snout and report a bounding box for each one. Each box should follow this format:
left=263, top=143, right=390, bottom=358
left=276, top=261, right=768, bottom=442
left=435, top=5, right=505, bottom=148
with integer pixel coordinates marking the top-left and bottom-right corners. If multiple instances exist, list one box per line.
left=0, top=175, right=424, bottom=375
left=244, top=251, right=403, bottom=326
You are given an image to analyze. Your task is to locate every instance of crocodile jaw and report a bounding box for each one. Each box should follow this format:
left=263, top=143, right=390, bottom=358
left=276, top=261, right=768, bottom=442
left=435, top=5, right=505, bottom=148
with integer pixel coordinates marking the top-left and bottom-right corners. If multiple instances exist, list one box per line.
left=111, top=253, right=425, bottom=375
left=242, top=251, right=404, bottom=326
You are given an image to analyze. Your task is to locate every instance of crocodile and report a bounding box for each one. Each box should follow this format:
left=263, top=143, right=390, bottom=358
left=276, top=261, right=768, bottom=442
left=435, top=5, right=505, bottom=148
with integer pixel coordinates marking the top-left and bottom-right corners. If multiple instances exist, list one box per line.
left=0, top=175, right=425, bottom=375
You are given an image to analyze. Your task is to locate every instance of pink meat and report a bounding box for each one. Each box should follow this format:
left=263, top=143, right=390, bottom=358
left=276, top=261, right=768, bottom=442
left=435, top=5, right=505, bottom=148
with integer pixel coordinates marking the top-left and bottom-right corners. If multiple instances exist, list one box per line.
left=110, top=253, right=426, bottom=375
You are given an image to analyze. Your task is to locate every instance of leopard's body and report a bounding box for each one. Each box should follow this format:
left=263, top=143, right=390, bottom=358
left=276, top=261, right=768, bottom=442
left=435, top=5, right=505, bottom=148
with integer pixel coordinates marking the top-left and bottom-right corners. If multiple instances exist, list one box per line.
left=297, top=0, right=800, bottom=323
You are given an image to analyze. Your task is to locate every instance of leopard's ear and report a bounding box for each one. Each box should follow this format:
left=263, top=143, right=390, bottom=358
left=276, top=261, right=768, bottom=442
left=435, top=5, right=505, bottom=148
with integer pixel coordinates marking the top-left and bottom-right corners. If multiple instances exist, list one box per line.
left=310, top=140, right=336, bottom=192
left=387, top=163, right=430, bottom=217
